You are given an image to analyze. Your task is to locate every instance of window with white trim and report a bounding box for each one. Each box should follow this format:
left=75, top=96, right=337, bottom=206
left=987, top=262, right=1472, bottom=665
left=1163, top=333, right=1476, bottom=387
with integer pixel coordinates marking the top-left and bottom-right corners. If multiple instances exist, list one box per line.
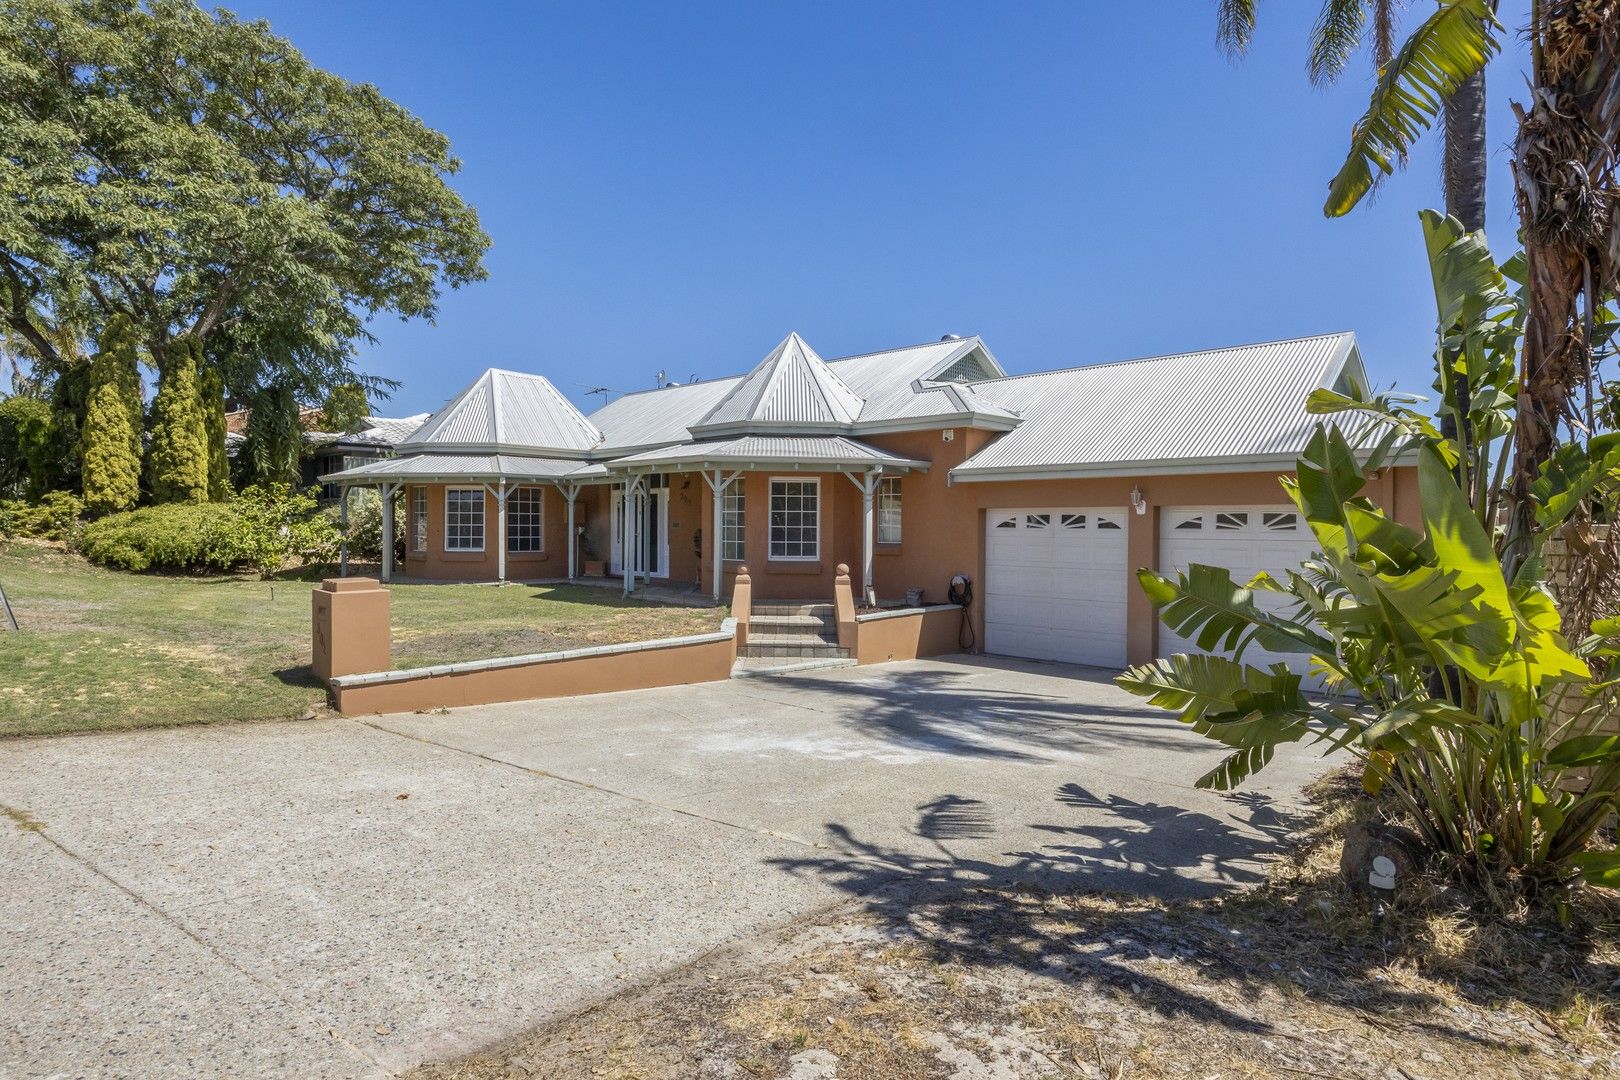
left=721, top=481, right=745, bottom=561
left=876, top=476, right=902, bottom=544
left=410, top=487, right=427, bottom=553
left=769, top=478, right=819, bottom=560
left=507, top=486, right=543, bottom=552
left=445, top=488, right=485, bottom=551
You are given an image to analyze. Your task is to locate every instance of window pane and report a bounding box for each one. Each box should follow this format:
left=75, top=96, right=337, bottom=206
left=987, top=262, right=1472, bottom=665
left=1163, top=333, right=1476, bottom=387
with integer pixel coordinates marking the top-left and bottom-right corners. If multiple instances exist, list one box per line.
left=722, top=483, right=745, bottom=560
left=411, top=488, right=427, bottom=553
left=445, top=488, right=485, bottom=551
left=876, top=476, right=901, bottom=544
left=769, top=479, right=819, bottom=559
left=507, top=486, right=544, bottom=552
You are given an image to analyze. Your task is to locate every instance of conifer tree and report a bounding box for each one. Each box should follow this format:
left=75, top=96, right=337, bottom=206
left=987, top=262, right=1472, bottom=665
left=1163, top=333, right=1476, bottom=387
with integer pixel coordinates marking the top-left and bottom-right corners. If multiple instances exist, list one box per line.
left=198, top=364, right=229, bottom=501
left=80, top=317, right=142, bottom=514
left=147, top=338, right=209, bottom=504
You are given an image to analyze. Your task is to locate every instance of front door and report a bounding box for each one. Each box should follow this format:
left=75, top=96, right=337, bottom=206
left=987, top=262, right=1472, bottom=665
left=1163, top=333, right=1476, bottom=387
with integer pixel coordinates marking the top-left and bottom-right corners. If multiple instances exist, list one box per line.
left=610, top=485, right=669, bottom=578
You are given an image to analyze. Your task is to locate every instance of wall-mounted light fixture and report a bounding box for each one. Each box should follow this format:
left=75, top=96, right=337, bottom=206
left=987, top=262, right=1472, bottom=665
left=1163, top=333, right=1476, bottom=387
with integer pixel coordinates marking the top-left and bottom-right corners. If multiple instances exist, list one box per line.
left=1130, top=485, right=1147, bottom=516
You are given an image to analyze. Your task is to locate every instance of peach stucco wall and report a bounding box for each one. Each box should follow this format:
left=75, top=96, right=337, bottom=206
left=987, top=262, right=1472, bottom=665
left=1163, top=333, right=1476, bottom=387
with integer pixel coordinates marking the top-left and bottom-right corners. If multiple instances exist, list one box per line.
left=401, top=483, right=574, bottom=580
left=853, top=607, right=965, bottom=665
left=329, top=633, right=738, bottom=714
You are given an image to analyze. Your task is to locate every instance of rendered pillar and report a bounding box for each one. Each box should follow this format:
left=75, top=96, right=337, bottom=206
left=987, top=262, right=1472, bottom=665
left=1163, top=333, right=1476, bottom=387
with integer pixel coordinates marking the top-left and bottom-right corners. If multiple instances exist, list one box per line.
left=495, top=481, right=508, bottom=582
left=311, top=576, right=390, bottom=684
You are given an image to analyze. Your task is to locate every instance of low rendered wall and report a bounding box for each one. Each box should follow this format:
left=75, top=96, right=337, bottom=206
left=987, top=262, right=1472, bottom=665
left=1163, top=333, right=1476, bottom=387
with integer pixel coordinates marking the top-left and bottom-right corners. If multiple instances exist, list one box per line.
left=854, top=606, right=964, bottom=665
left=328, top=628, right=737, bottom=714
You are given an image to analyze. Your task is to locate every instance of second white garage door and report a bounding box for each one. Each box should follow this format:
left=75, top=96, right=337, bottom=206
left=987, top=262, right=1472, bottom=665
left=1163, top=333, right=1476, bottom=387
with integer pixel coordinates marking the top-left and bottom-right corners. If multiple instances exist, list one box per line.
left=1158, top=506, right=1321, bottom=676
left=984, top=508, right=1130, bottom=669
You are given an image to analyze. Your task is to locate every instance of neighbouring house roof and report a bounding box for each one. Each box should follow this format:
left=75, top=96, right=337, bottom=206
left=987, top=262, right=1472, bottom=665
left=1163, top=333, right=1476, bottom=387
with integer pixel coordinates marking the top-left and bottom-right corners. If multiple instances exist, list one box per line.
left=307, top=414, right=432, bottom=451
left=396, top=368, right=602, bottom=456
left=951, top=332, right=1366, bottom=481
left=608, top=435, right=930, bottom=473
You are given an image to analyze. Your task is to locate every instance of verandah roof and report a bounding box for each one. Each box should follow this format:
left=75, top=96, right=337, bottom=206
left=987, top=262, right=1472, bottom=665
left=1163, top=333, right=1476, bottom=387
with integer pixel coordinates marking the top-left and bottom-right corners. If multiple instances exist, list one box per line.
left=605, top=435, right=928, bottom=474
left=320, top=453, right=608, bottom=486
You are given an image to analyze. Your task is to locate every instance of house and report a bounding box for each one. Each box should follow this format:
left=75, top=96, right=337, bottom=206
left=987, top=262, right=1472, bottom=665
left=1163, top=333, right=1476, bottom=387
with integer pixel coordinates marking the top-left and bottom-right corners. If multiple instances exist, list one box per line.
left=323, top=331, right=1419, bottom=671
left=224, top=408, right=431, bottom=502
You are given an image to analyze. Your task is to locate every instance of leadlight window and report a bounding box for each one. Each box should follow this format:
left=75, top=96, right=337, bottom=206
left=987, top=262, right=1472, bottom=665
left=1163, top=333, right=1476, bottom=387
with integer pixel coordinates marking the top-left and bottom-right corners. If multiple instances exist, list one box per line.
left=722, top=482, right=745, bottom=560
left=876, top=476, right=902, bottom=544
left=411, top=487, right=427, bottom=553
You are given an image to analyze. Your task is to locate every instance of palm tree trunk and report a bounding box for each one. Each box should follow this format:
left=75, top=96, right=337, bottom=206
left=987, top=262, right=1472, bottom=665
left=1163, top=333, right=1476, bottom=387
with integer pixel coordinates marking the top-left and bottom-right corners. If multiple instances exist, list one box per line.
left=1443, top=70, right=1489, bottom=232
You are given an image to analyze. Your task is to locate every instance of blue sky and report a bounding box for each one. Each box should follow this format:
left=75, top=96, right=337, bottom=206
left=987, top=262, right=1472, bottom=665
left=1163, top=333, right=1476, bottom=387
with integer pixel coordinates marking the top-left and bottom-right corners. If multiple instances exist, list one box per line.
left=233, top=1, right=1533, bottom=417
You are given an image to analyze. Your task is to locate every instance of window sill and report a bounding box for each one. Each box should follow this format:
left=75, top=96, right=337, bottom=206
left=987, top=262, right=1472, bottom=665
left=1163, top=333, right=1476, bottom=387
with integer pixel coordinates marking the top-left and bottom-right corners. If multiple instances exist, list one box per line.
left=876, top=543, right=902, bottom=555
left=439, top=550, right=488, bottom=561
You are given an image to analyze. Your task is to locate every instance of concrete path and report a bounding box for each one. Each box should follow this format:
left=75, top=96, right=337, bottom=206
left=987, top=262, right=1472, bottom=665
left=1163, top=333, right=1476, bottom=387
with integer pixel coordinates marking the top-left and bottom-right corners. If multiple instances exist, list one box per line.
left=0, top=657, right=1332, bottom=1078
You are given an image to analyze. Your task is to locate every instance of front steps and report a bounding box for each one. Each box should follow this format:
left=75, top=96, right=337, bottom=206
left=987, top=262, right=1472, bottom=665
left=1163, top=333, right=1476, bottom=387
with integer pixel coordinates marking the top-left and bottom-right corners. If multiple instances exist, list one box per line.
left=732, top=601, right=853, bottom=676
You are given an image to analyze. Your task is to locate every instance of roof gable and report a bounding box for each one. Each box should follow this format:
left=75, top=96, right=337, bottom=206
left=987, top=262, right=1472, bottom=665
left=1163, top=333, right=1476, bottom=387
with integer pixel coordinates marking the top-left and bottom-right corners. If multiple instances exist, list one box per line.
left=398, top=369, right=601, bottom=456
left=693, top=332, right=865, bottom=431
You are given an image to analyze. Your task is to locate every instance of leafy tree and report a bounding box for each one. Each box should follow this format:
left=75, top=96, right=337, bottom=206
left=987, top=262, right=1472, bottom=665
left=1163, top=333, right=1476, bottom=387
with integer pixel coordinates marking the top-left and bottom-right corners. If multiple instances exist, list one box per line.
left=0, top=0, right=488, bottom=407
left=147, top=337, right=208, bottom=504
left=81, top=316, right=142, bottom=513
left=320, top=383, right=370, bottom=435
left=0, top=393, right=54, bottom=498
left=198, top=365, right=229, bottom=501
left=238, top=381, right=304, bottom=488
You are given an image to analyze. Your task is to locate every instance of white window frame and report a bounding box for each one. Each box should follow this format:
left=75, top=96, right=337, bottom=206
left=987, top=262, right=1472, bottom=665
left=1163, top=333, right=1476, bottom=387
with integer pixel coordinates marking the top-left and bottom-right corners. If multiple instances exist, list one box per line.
left=410, top=487, right=427, bottom=553
left=444, top=487, right=485, bottom=553
left=721, top=481, right=745, bottom=561
left=507, top=485, right=544, bottom=553
left=876, top=475, right=902, bottom=545
left=768, top=477, right=820, bottom=561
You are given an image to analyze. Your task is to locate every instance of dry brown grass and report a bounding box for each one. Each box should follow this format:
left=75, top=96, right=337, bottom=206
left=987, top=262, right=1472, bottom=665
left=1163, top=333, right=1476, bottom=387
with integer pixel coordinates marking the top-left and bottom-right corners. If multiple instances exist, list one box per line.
left=408, top=771, right=1620, bottom=1080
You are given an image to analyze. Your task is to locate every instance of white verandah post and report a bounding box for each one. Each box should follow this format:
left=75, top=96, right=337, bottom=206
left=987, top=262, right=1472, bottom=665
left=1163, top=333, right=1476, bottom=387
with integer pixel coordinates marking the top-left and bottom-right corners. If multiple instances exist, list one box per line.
left=701, top=469, right=741, bottom=603
left=560, top=482, right=580, bottom=580
left=492, top=480, right=509, bottom=583
left=842, top=469, right=881, bottom=608
left=338, top=486, right=350, bottom=577
left=379, top=482, right=399, bottom=583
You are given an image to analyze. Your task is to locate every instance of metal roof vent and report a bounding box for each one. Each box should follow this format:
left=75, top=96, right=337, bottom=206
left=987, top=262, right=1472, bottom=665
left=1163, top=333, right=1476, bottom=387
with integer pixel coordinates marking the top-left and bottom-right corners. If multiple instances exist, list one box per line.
left=940, top=333, right=962, bottom=341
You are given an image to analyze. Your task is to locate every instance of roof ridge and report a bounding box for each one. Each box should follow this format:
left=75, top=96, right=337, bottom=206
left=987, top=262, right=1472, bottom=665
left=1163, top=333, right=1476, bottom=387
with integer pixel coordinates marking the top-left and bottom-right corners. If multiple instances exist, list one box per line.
left=967, top=331, right=1354, bottom=386
left=826, top=336, right=977, bottom=365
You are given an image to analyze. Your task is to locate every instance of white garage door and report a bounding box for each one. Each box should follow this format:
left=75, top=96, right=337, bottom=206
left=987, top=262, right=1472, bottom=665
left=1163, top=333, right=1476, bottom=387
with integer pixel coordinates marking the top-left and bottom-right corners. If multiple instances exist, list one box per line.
left=984, top=508, right=1130, bottom=669
left=1158, top=507, right=1320, bottom=676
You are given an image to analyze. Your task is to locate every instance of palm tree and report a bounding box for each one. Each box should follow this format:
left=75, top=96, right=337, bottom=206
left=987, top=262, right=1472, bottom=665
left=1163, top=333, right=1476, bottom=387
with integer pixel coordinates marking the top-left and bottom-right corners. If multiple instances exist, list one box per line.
left=1216, top=1, right=1488, bottom=231
left=1222, top=1, right=1619, bottom=567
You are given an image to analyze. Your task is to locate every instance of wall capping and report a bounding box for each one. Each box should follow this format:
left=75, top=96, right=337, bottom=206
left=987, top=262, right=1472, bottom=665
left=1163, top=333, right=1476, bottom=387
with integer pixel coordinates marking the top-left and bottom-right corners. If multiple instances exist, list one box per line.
left=331, top=630, right=736, bottom=689
left=855, top=604, right=958, bottom=623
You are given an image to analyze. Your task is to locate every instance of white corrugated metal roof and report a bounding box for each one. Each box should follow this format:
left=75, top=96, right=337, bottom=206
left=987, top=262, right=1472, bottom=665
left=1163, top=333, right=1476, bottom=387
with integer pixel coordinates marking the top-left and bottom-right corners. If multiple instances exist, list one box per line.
left=952, top=332, right=1363, bottom=479
left=590, top=376, right=744, bottom=452
left=609, top=435, right=928, bottom=471
left=321, top=453, right=603, bottom=484
left=397, top=369, right=601, bottom=455
left=693, top=333, right=865, bottom=431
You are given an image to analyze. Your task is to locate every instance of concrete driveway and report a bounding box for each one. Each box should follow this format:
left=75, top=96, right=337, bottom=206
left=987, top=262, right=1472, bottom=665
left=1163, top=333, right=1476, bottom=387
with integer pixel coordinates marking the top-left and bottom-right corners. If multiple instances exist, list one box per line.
left=0, top=656, right=1331, bottom=1078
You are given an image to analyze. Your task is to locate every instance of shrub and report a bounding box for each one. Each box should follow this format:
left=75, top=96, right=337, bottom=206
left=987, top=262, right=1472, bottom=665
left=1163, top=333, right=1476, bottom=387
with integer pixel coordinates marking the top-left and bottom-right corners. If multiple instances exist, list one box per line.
left=326, top=487, right=385, bottom=561
left=79, top=485, right=338, bottom=575
left=81, top=316, right=143, bottom=514
left=0, top=491, right=85, bottom=542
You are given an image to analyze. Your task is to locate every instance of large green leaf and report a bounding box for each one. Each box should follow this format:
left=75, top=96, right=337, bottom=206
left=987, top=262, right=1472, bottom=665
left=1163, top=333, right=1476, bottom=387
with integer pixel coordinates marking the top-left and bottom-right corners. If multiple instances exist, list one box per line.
left=1116, top=653, right=1313, bottom=738
left=1325, top=0, right=1500, bottom=216
left=1419, top=445, right=1511, bottom=623
left=1547, top=734, right=1620, bottom=769
left=1567, top=850, right=1620, bottom=889
left=1531, top=434, right=1620, bottom=529
left=1137, top=564, right=1334, bottom=658
left=1420, top=208, right=1508, bottom=330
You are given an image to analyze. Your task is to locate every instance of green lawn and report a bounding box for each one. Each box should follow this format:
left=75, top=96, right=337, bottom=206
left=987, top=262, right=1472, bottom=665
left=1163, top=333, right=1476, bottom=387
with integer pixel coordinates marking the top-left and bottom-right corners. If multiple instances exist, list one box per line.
left=0, top=541, right=725, bottom=738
